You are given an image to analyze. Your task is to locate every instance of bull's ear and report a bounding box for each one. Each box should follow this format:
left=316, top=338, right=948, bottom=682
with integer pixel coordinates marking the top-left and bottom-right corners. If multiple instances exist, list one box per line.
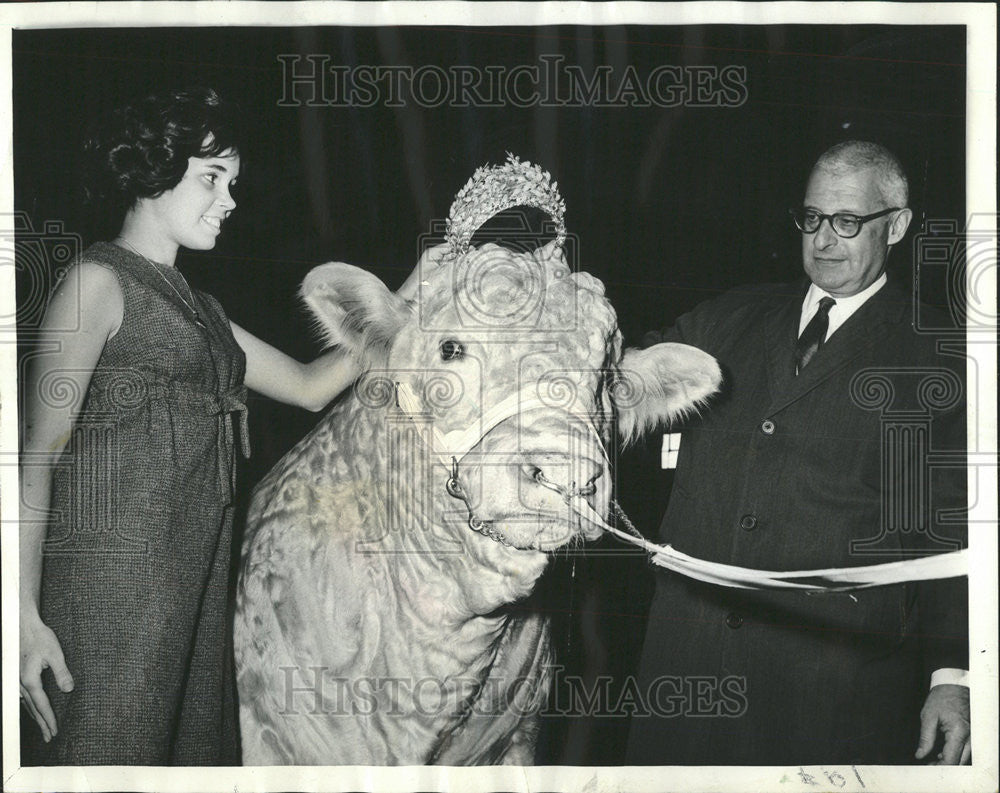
left=301, top=263, right=412, bottom=361
left=614, top=343, right=722, bottom=445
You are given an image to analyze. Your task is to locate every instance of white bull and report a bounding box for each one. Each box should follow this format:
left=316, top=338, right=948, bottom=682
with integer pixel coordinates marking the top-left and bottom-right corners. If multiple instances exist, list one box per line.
left=234, top=240, right=721, bottom=764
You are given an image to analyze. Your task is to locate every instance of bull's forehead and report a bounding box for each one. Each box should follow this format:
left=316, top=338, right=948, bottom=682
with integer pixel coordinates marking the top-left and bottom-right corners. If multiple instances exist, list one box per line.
left=416, top=244, right=619, bottom=356
left=390, top=247, right=620, bottom=430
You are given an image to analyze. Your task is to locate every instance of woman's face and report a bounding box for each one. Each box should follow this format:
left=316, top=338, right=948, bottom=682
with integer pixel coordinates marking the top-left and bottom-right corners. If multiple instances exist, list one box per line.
left=144, top=147, right=240, bottom=252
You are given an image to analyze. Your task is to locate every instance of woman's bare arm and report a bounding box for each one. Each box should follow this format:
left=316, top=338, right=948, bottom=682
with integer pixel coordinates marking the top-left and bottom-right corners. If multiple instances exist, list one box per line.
left=230, top=322, right=361, bottom=413
left=19, top=261, right=123, bottom=740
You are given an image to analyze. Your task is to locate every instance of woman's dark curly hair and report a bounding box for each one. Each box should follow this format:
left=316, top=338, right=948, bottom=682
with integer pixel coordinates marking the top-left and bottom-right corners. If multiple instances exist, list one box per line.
left=83, top=87, right=242, bottom=217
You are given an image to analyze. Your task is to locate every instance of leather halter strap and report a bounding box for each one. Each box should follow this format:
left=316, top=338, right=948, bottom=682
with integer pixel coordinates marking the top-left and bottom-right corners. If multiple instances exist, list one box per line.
left=393, top=381, right=609, bottom=472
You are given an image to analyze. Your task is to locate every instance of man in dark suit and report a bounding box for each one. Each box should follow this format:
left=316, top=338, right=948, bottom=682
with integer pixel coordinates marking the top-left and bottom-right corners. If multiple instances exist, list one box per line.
left=625, top=141, right=970, bottom=766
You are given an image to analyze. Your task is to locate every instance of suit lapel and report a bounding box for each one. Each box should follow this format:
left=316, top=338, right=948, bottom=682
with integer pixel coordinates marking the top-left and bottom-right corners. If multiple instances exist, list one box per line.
left=762, top=282, right=805, bottom=403
left=765, top=277, right=909, bottom=415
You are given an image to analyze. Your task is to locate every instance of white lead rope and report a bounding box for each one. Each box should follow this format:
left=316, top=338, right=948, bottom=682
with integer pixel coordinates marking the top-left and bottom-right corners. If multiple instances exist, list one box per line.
left=393, top=381, right=967, bottom=592
left=571, top=497, right=968, bottom=592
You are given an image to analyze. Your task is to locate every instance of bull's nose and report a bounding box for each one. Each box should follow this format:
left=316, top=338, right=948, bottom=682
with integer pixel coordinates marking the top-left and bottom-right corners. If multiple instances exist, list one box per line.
left=523, top=457, right=604, bottom=500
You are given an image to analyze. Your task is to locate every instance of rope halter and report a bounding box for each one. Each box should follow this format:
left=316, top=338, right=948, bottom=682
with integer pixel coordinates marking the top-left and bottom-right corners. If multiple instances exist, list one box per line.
left=395, top=380, right=609, bottom=550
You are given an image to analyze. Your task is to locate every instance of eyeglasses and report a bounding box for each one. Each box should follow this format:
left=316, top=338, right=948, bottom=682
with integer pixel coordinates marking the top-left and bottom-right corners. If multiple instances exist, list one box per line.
left=790, top=207, right=901, bottom=239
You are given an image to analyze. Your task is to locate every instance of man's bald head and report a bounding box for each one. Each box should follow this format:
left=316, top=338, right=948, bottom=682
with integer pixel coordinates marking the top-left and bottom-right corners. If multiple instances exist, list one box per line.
left=813, top=140, right=909, bottom=209
left=801, top=140, right=913, bottom=297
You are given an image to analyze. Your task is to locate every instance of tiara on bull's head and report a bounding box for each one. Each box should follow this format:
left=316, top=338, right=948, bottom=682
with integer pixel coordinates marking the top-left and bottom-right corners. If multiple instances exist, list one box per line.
left=445, top=153, right=566, bottom=257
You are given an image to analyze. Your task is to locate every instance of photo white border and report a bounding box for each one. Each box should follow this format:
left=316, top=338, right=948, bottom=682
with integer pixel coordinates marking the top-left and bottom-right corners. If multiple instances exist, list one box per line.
left=1, top=3, right=996, bottom=792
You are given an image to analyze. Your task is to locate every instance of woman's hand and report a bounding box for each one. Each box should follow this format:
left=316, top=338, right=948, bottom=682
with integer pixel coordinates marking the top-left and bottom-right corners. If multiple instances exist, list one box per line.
left=233, top=244, right=451, bottom=412
left=396, top=243, right=450, bottom=300
left=19, top=611, right=74, bottom=742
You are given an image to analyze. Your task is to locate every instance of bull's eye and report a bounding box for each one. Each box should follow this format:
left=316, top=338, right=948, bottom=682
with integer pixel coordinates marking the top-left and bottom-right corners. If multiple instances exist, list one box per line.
left=440, top=340, right=465, bottom=361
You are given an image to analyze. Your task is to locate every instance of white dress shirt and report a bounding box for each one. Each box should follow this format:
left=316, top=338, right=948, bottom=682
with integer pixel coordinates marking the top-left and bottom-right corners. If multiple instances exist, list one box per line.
left=798, top=272, right=887, bottom=340
left=799, top=272, right=967, bottom=690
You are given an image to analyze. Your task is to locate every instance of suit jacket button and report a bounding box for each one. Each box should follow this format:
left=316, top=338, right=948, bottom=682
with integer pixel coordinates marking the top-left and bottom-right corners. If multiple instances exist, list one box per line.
left=739, top=514, right=758, bottom=531
left=726, top=612, right=743, bottom=629
left=761, top=419, right=776, bottom=434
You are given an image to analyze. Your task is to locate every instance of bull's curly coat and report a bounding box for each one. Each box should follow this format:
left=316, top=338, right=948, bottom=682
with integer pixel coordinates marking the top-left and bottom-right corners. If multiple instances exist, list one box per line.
left=234, top=242, right=720, bottom=765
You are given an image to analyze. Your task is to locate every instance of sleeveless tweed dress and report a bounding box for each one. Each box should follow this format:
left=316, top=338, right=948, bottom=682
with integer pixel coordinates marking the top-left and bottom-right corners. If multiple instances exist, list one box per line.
left=27, top=241, right=248, bottom=765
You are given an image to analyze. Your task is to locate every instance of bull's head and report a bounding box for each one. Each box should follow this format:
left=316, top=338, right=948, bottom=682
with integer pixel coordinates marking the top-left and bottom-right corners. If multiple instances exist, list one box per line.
left=301, top=240, right=720, bottom=609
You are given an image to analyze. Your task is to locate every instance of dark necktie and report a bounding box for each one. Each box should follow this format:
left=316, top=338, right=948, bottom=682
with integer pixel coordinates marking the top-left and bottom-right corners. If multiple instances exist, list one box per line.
left=795, top=296, right=836, bottom=374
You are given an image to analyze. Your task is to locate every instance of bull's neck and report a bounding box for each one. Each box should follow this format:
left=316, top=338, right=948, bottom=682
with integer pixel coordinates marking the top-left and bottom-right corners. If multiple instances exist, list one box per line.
left=327, top=396, right=550, bottom=620
left=380, top=476, right=549, bottom=621
left=364, top=572, right=514, bottom=764
left=305, top=394, right=550, bottom=763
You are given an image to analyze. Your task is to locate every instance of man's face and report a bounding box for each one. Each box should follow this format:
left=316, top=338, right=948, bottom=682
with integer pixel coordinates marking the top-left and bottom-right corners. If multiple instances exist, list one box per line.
left=801, top=165, right=905, bottom=297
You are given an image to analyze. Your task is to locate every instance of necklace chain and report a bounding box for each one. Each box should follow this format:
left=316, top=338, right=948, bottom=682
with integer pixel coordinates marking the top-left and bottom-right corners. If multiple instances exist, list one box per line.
left=116, top=238, right=205, bottom=328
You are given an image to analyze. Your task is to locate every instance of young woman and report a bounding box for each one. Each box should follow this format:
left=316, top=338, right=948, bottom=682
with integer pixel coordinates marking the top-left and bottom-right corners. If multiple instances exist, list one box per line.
left=18, top=87, right=373, bottom=765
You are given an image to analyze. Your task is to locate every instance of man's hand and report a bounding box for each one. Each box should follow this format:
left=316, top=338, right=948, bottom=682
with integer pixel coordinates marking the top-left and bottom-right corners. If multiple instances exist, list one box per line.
left=915, top=684, right=970, bottom=765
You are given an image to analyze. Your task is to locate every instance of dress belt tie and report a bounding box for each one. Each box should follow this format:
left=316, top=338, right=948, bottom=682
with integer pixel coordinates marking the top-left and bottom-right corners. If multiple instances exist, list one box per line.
left=140, top=380, right=251, bottom=495
left=94, top=376, right=251, bottom=497
left=206, top=385, right=250, bottom=496
left=211, top=385, right=251, bottom=460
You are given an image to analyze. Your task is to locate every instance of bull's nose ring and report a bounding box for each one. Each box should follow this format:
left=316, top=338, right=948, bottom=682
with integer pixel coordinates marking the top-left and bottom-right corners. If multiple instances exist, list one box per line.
left=532, top=468, right=560, bottom=493
left=532, top=468, right=598, bottom=501
left=572, top=481, right=597, bottom=497
left=447, top=456, right=465, bottom=498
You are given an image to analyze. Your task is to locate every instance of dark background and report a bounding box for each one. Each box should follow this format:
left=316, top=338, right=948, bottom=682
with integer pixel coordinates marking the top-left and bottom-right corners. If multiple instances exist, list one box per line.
left=13, top=24, right=966, bottom=764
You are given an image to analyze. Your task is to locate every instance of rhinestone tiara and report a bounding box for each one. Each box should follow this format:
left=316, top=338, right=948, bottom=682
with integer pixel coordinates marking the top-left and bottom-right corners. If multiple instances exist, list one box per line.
left=445, top=153, right=567, bottom=257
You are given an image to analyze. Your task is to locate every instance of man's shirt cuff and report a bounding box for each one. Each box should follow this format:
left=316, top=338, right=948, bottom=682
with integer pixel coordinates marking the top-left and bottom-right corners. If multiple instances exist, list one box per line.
left=931, top=668, right=969, bottom=688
